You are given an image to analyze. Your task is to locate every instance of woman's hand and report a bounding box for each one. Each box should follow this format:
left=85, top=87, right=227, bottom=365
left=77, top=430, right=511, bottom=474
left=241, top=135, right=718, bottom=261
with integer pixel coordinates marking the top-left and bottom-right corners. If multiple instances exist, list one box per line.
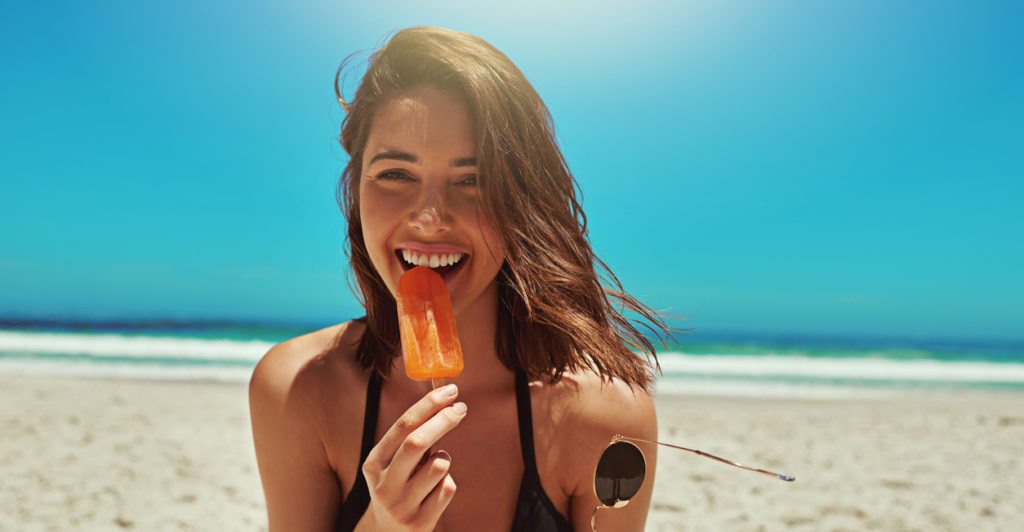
left=355, top=383, right=467, bottom=531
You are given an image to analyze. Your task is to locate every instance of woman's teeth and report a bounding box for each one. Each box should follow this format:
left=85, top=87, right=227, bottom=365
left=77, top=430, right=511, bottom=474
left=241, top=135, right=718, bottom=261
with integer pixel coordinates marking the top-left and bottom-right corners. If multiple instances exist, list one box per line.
left=400, top=249, right=465, bottom=268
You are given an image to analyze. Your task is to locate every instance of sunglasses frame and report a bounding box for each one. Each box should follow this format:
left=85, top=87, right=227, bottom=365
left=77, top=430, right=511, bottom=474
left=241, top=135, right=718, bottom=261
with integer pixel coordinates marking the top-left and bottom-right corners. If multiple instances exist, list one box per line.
left=592, top=437, right=644, bottom=508
left=590, top=436, right=644, bottom=531
left=590, top=434, right=795, bottom=531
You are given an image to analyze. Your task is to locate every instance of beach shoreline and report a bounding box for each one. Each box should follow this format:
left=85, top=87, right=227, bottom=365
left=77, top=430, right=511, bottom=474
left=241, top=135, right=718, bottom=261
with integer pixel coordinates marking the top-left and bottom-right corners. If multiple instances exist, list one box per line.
left=1, top=374, right=1020, bottom=531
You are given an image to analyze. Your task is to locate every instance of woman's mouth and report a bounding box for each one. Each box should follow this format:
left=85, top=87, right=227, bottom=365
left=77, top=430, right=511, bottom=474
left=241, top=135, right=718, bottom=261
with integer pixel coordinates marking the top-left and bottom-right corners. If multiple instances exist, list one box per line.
left=394, top=249, right=469, bottom=284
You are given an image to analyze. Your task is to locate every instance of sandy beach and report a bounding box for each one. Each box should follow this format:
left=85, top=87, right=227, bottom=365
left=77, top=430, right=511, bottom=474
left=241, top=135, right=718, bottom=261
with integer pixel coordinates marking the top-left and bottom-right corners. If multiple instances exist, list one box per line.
left=1, top=374, right=1020, bottom=531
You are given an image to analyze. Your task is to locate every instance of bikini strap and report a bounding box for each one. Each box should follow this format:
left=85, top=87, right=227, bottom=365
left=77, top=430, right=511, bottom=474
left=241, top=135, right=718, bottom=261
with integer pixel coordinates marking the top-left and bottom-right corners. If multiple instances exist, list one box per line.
left=358, top=370, right=382, bottom=463
left=514, top=367, right=541, bottom=482
left=335, top=370, right=383, bottom=532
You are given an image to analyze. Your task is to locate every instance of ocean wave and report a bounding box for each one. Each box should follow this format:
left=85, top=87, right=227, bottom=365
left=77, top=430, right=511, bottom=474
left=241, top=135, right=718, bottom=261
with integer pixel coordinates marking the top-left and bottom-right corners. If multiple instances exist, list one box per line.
left=656, top=352, right=1024, bottom=383
left=0, top=330, right=273, bottom=362
left=3, top=331, right=1024, bottom=395
left=0, top=358, right=254, bottom=383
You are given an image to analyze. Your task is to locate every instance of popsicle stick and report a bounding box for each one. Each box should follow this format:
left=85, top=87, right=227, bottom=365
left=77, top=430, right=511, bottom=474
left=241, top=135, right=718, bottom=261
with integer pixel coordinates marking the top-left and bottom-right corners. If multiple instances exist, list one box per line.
left=431, top=377, right=445, bottom=389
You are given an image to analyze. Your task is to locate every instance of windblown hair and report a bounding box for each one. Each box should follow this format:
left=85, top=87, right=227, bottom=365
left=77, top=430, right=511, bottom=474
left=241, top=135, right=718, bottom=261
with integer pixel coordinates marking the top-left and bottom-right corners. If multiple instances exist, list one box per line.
left=335, top=26, right=686, bottom=393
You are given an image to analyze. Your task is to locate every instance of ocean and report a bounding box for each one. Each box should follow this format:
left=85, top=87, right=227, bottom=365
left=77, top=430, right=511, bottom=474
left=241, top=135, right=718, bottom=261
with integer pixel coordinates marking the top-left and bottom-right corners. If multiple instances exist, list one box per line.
left=2, top=318, right=1022, bottom=398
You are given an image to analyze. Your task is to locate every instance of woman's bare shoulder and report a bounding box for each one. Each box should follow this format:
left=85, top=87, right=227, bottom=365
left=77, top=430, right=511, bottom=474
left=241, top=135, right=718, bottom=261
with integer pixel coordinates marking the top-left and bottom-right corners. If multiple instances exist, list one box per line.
left=249, top=319, right=368, bottom=407
left=547, top=369, right=655, bottom=433
left=533, top=368, right=659, bottom=496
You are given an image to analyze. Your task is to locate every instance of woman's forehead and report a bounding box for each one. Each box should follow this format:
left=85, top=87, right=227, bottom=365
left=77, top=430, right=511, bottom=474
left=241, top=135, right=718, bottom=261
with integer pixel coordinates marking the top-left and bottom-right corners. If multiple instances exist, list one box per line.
left=365, top=87, right=476, bottom=163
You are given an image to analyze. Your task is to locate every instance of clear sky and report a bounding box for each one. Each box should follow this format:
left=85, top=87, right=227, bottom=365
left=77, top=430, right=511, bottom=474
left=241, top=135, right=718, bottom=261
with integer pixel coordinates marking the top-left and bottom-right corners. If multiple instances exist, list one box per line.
left=1, top=0, right=1021, bottom=340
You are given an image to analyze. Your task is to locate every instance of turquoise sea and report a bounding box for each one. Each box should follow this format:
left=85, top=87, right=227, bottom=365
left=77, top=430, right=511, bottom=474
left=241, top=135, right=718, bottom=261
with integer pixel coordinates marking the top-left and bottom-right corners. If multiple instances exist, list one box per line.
left=1, top=318, right=1022, bottom=397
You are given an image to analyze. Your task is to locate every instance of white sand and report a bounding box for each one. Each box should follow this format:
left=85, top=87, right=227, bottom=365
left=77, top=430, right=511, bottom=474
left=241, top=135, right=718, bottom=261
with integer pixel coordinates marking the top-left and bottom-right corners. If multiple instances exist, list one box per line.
left=1, top=374, right=1020, bottom=531
left=643, top=393, right=1023, bottom=531
left=0, top=376, right=264, bottom=531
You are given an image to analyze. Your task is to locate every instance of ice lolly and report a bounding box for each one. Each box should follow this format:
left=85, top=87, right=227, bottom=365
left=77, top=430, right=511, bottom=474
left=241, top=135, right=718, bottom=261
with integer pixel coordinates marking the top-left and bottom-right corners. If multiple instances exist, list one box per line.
left=397, top=265, right=464, bottom=388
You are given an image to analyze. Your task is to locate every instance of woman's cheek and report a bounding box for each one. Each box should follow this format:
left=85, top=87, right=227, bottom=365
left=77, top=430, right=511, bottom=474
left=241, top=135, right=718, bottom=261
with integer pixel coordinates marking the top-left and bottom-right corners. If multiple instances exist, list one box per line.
left=478, top=220, right=507, bottom=270
left=359, top=193, right=393, bottom=284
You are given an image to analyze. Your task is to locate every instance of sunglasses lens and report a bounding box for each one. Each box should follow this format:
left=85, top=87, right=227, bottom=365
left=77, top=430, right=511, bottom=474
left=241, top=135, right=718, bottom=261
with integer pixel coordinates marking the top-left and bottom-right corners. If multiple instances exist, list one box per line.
left=594, top=441, right=645, bottom=506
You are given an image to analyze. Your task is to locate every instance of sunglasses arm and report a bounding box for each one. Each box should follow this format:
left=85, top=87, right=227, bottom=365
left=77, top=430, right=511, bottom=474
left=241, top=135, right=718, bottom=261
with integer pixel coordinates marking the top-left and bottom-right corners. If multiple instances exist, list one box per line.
left=613, top=435, right=796, bottom=482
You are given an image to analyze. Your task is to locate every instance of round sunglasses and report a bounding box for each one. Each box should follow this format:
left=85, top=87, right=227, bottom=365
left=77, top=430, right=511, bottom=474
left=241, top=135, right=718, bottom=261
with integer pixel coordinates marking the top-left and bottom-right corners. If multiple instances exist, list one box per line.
left=591, top=434, right=795, bottom=531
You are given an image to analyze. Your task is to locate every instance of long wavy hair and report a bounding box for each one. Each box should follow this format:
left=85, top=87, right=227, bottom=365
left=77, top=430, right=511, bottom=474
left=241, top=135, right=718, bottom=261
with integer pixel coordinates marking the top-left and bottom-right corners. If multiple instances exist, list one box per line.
left=335, top=26, right=687, bottom=393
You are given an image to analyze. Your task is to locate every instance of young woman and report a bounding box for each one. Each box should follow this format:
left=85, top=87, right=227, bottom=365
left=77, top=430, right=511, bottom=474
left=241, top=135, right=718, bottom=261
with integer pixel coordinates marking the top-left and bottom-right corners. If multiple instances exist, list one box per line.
left=249, top=26, right=677, bottom=532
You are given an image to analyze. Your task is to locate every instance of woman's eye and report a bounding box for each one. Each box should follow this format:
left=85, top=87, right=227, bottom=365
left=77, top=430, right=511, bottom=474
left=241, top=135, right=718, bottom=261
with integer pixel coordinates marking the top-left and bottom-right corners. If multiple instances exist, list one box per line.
left=457, top=175, right=478, bottom=187
left=377, top=170, right=413, bottom=181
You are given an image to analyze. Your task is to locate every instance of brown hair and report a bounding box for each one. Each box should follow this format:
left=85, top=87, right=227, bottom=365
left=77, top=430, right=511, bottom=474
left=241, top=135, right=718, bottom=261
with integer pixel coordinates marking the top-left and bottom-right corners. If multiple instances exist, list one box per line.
left=335, top=26, right=687, bottom=393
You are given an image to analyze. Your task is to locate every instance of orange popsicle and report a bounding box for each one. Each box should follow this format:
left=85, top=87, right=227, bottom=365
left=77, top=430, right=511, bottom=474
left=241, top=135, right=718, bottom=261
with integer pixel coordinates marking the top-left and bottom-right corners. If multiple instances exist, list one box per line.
left=397, top=266, right=464, bottom=386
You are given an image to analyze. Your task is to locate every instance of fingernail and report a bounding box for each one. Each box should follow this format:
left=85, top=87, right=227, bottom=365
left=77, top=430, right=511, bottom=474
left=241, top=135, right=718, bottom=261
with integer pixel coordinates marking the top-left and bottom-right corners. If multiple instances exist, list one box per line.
left=443, top=384, right=458, bottom=397
left=452, top=402, right=467, bottom=415
left=435, top=450, right=452, bottom=463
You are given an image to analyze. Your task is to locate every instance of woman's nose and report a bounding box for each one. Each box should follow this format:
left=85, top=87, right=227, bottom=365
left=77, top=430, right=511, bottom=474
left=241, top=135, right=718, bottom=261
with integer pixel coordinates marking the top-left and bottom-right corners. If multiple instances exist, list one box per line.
left=408, top=188, right=451, bottom=235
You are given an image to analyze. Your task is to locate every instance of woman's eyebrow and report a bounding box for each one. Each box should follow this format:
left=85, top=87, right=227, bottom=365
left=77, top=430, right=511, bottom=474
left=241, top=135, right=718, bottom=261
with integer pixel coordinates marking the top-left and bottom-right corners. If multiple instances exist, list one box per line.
left=368, top=150, right=477, bottom=168
left=450, top=156, right=477, bottom=168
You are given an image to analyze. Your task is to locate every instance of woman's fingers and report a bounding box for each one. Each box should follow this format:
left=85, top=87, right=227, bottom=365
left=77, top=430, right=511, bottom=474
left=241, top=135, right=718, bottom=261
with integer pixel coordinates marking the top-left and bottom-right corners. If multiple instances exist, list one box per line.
left=364, top=383, right=459, bottom=477
left=415, top=469, right=458, bottom=528
left=382, top=400, right=467, bottom=487
left=358, top=384, right=467, bottom=530
left=405, top=450, right=452, bottom=506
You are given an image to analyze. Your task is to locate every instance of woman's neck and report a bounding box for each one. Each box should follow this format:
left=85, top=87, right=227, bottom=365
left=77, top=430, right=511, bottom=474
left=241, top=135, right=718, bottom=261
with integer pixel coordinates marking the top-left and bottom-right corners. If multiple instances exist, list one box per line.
left=451, top=279, right=513, bottom=395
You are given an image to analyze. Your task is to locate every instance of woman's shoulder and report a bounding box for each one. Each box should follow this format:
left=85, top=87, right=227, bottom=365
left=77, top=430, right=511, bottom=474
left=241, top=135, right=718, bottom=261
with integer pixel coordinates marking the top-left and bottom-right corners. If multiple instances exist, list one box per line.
left=530, top=367, right=659, bottom=496
left=249, top=319, right=368, bottom=410
left=537, top=368, right=657, bottom=433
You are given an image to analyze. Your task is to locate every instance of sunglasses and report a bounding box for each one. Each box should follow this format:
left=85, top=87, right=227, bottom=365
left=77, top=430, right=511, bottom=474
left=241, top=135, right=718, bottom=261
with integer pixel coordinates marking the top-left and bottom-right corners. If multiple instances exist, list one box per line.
left=591, top=434, right=795, bottom=531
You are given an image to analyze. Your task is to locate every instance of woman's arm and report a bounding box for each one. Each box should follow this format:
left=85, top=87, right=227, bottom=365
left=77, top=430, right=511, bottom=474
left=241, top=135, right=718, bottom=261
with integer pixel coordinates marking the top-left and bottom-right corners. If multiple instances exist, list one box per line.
left=249, top=341, right=342, bottom=531
left=566, top=378, right=659, bottom=532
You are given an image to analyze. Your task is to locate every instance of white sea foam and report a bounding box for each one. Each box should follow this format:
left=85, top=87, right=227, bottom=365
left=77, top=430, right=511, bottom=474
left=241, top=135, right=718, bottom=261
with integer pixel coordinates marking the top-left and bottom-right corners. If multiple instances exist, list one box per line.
left=0, top=330, right=273, bottom=362
left=3, top=332, right=1024, bottom=398
left=0, top=358, right=255, bottom=383
left=652, top=379, right=904, bottom=400
left=655, top=351, right=1024, bottom=383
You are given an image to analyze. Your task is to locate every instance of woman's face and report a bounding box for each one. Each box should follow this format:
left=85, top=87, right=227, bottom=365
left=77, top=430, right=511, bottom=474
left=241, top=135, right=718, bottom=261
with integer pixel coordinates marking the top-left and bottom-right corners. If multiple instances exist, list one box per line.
left=358, top=85, right=506, bottom=317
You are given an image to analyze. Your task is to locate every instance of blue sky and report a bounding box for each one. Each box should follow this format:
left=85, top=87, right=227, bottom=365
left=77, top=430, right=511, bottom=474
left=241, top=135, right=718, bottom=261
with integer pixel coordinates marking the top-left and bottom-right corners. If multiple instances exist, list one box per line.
left=1, top=0, right=1021, bottom=340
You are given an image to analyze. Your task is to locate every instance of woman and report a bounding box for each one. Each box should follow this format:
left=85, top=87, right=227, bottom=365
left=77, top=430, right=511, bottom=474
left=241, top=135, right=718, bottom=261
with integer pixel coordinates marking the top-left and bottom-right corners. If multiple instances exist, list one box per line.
left=249, top=26, right=677, bottom=531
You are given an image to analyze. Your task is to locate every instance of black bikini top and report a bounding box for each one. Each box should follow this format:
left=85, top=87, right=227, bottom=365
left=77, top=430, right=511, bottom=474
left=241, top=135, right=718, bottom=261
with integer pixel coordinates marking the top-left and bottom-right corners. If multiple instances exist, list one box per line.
left=334, top=367, right=574, bottom=531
